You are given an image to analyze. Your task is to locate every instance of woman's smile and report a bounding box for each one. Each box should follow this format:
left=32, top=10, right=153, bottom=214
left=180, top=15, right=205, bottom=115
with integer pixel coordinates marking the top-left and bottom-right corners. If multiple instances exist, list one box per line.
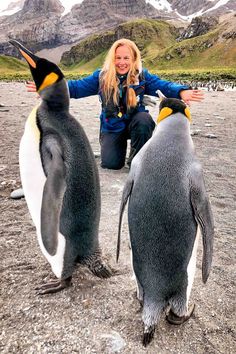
left=115, top=45, right=132, bottom=75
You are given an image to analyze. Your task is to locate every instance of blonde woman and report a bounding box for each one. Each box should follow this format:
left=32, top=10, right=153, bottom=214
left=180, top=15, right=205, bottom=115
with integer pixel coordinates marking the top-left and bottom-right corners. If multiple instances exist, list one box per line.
left=26, top=38, right=203, bottom=171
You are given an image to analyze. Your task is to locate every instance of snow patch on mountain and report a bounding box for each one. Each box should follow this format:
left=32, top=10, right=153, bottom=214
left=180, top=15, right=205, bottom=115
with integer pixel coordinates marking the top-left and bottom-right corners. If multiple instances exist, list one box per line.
left=0, top=7, right=20, bottom=16
left=60, top=0, right=83, bottom=16
left=146, top=0, right=172, bottom=12
left=0, top=0, right=22, bottom=16
left=176, top=0, right=232, bottom=21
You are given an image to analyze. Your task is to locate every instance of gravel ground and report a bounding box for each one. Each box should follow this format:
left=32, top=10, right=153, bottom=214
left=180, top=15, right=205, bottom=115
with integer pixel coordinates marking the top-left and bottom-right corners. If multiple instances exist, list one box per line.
left=0, top=82, right=235, bottom=353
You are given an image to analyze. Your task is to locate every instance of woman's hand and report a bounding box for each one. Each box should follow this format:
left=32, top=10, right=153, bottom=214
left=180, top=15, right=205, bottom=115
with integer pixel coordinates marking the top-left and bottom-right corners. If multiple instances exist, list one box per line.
left=180, top=89, right=204, bottom=105
left=25, top=81, right=40, bottom=98
left=25, top=81, right=37, bottom=92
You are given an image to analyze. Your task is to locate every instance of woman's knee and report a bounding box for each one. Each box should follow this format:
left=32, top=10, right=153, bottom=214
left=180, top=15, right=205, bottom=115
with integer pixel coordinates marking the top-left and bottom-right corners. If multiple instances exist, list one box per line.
left=101, top=158, right=125, bottom=170
left=130, top=112, right=155, bottom=132
left=100, top=132, right=127, bottom=170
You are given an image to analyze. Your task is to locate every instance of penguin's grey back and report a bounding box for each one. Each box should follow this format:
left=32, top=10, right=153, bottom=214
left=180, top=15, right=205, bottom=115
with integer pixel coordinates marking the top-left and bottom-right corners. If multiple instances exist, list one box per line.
left=37, top=82, right=100, bottom=259
left=129, top=113, right=197, bottom=294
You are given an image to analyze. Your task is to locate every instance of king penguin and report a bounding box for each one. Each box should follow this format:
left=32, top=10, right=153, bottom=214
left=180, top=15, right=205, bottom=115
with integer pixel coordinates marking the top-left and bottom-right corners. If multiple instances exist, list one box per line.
left=117, top=96, right=214, bottom=346
left=10, top=40, right=112, bottom=294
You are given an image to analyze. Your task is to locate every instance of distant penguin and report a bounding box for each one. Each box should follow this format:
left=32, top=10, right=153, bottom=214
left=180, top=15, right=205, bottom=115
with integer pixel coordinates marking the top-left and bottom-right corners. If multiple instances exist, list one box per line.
left=117, top=96, right=214, bottom=346
left=10, top=40, right=112, bottom=294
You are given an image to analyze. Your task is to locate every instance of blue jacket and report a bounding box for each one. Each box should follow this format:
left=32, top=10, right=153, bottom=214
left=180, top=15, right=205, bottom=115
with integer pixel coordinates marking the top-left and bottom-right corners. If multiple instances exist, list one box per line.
left=68, top=69, right=189, bottom=133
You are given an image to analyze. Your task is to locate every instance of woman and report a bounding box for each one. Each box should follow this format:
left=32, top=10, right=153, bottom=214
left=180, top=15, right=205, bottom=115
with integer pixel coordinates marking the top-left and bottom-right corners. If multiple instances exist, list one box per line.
left=27, top=38, right=203, bottom=170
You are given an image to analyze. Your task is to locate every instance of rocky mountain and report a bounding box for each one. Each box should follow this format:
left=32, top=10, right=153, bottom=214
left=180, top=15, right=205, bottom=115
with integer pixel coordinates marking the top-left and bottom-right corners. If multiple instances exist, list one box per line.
left=0, top=0, right=64, bottom=57
left=168, top=0, right=235, bottom=18
left=60, top=14, right=236, bottom=72
left=0, top=0, right=235, bottom=61
left=57, top=0, right=164, bottom=45
left=0, top=0, right=168, bottom=58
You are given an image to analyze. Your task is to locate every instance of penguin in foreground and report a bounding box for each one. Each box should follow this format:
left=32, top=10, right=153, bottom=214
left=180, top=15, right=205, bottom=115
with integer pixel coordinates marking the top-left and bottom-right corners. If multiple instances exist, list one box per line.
left=117, top=96, right=214, bottom=346
left=10, top=40, right=112, bottom=294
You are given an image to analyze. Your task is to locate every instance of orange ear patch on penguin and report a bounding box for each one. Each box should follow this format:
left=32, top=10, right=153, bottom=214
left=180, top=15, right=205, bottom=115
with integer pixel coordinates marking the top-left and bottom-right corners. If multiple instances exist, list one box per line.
left=184, top=107, right=192, bottom=122
left=157, top=107, right=173, bottom=123
left=38, top=72, right=59, bottom=92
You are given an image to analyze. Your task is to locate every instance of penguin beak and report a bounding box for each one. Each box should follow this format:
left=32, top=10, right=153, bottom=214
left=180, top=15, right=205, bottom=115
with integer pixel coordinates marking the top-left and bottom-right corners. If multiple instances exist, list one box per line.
left=9, top=39, right=38, bottom=69
left=156, top=90, right=166, bottom=101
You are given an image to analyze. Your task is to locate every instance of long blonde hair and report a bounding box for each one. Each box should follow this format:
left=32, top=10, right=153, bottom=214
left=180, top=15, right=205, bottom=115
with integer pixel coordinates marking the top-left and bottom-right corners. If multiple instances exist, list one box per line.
left=100, top=38, right=142, bottom=110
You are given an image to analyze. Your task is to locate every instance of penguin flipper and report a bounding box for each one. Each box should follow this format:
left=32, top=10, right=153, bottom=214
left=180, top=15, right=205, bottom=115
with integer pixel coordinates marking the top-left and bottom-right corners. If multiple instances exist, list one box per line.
left=190, top=163, right=214, bottom=283
left=116, top=175, right=134, bottom=262
left=41, top=140, right=66, bottom=256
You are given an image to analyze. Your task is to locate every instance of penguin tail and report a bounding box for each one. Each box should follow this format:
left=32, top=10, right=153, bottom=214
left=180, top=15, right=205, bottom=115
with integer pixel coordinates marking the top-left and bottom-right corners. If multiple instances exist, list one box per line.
left=116, top=176, right=134, bottom=262
left=142, top=299, right=165, bottom=347
left=143, top=325, right=155, bottom=347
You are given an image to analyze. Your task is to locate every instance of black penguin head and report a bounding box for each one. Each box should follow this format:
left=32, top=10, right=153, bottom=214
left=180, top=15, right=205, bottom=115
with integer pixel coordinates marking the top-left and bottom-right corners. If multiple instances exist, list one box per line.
left=157, top=98, right=191, bottom=123
left=9, top=40, right=64, bottom=92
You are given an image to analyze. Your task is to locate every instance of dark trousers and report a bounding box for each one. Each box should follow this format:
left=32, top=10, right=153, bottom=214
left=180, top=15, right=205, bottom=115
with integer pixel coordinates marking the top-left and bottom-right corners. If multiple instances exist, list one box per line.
left=100, top=112, right=155, bottom=170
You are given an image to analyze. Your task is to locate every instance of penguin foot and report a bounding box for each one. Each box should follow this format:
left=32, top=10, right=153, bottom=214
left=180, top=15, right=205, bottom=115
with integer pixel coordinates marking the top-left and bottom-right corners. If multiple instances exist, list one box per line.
left=35, top=276, right=72, bottom=295
left=142, top=325, right=155, bottom=347
left=166, top=303, right=195, bottom=325
left=80, top=252, right=114, bottom=278
left=89, top=261, right=113, bottom=279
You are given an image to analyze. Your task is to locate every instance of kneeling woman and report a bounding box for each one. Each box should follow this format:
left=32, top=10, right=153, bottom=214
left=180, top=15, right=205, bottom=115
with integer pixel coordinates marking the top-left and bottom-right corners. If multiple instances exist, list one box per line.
left=26, top=38, right=204, bottom=170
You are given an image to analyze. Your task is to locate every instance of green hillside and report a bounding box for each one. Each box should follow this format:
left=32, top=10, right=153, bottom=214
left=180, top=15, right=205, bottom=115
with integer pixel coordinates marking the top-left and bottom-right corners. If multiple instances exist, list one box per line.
left=61, top=17, right=236, bottom=81
left=0, top=55, right=29, bottom=79
left=61, top=19, right=177, bottom=73
left=147, top=28, right=236, bottom=70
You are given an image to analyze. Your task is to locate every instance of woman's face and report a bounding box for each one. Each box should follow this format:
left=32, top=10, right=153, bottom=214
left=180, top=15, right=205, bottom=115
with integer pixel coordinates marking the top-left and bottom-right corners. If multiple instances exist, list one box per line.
left=115, top=45, right=133, bottom=75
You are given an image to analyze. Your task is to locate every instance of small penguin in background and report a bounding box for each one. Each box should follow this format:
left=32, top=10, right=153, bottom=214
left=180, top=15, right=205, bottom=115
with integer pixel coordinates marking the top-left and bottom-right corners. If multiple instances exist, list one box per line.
left=10, top=40, right=112, bottom=294
left=117, top=95, right=214, bottom=346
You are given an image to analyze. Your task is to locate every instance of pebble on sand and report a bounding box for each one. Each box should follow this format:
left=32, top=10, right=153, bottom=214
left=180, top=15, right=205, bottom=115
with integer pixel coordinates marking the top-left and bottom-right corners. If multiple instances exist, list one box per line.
left=206, top=133, right=218, bottom=139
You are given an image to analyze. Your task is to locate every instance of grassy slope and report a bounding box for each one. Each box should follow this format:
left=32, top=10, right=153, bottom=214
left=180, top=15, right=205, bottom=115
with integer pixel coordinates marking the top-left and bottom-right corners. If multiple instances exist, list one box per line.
left=0, top=55, right=29, bottom=79
left=0, top=55, right=27, bottom=71
left=148, top=29, right=236, bottom=70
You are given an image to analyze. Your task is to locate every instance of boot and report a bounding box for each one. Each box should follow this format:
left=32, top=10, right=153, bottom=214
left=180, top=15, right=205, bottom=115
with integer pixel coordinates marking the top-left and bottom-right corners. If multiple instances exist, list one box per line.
left=126, top=147, right=136, bottom=167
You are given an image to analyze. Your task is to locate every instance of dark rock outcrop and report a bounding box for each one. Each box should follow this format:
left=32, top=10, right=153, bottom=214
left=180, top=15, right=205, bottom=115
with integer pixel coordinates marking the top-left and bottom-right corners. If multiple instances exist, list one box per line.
left=177, top=16, right=218, bottom=40
left=169, top=0, right=209, bottom=17
left=0, top=0, right=64, bottom=57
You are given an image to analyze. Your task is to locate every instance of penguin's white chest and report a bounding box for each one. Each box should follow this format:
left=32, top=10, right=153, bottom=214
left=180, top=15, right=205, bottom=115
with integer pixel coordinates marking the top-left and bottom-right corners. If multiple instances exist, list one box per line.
left=19, top=108, right=45, bottom=228
left=19, top=107, right=65, bottom=278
